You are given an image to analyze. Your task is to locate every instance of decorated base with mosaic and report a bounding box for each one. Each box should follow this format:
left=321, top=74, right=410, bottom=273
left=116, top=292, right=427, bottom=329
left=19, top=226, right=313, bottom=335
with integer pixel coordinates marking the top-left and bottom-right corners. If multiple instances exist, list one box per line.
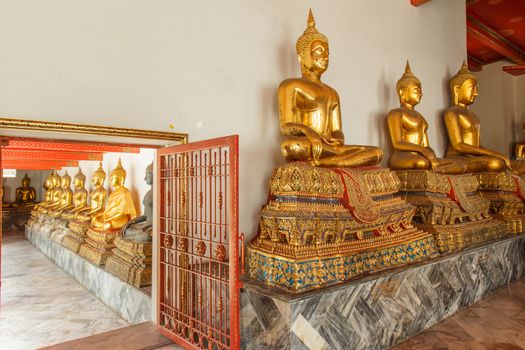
left=477, top=172, right=525, bottom=235
left=78, top=227, right=120, bottom=266
left=62, top=220, right=91, bottom=253
left=247, top=163, right=437, bottom=292
left=105, top=236, right=152, bottom=287
left=395, top=170, right=507, bottom=253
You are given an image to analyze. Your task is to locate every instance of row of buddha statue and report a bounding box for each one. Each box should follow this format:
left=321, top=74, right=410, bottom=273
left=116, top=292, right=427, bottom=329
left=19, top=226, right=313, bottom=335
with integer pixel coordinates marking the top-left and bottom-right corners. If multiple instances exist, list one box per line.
left=26, top=160, right=154, bottom=287
left=246, top=10, right=525, bottom=292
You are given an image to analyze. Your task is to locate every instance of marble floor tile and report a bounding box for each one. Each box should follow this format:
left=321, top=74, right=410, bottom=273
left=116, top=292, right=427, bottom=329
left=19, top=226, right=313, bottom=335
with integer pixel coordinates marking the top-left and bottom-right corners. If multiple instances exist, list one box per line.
left=394, top=277, right=525, bottom=350
left=1, top=231, right=129, bottom=349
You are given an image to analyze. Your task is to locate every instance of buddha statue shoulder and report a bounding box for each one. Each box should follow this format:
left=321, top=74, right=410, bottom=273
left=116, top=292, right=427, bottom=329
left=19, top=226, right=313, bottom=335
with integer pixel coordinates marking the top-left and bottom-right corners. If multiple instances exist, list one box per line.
left=278, top=10, right=382, bottom=168
left=49, top=171, right=74, bottom=216
left=121, top=163, right=153, bottom=242
left=90, top=159, right=137, bottom=231
left=75, top=162, right=107, bottom=222
left=15, top=174, right=37, bottom=205
left=444, top=61, right=525, bottom=174
left=387, top=62, right=466, bottom=174
left=62, top=168, right=89, bottom=219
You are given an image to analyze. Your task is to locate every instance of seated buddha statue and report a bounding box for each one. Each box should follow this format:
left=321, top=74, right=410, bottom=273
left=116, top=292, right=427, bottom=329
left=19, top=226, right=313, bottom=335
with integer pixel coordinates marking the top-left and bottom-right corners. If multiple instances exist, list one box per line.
left=15, top=174, right=37, bottom=205
left=121, top=163, right=153, bottom=242
left=278, top=10, right=382, bottom=167
left=444, top=61, right=525, bottom=174
left=388, top=62, right=466, bottom=174
left=38, top=172, right=63, bottom=214
left=74, top=162, right=107, bottom=222
left=49, top=172, right=74, bottom=217
left=90, top=159, right=136, bottom=231
left=62, top=168, right=89, bottom=220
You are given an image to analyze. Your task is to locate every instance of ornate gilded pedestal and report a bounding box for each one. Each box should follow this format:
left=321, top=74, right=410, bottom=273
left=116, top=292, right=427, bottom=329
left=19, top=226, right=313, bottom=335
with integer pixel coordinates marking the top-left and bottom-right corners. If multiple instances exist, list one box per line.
left=247, top=163, right=437, bottom=292
left=62, top=220, right=91, bottom=253
left=78, top=228, right=120, bottom=266
left=395, top=170, right=506, bottom=253
left=105, top=237, right=152, bottom=287
left=477, top=172, right=525, bottom=235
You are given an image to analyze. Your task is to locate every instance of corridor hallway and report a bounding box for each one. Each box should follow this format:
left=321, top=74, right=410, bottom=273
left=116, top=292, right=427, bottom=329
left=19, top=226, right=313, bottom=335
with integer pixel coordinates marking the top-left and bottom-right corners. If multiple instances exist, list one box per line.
left=0, top=230, right=129, bottom=349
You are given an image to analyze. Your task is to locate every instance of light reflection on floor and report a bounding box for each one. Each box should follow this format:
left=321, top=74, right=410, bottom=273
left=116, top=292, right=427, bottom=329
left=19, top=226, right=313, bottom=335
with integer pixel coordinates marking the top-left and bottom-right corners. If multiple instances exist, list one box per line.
left=0, top=230, right=129, bottom=349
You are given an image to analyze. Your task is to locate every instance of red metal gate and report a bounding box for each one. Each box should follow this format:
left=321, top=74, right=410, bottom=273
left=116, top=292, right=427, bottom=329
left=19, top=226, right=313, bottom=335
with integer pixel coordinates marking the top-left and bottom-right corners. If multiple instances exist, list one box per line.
left=157, top=135, right=241, bottom=350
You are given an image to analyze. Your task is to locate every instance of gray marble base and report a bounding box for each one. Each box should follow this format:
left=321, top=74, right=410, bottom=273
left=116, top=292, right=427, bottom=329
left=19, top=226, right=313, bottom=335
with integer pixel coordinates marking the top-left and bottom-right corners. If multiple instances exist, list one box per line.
left=25, top=227, right=151, bottom=324
left=241, top=235, right=525, bottom=350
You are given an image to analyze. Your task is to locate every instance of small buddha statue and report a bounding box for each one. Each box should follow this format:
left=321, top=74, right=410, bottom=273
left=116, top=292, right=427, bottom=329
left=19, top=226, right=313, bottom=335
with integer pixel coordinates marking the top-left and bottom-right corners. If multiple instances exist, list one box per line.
left=388, top=62, right=466, bottom=174
left=62, top=168, right=89, bottom=220
left=90, top=159, right=137, bottom=231
left=444, top=61, right=525, bottom=174
left=38, top=171, right=63, bottom=214
left=278, top=10, right=382, bottom=167
left=15, top=174, right=37, bottom=204
left=49, top=172, right=74, bottom=217
left=121, top=163, right=153, bottom=242
left=74, top=162, right=107, bottom=222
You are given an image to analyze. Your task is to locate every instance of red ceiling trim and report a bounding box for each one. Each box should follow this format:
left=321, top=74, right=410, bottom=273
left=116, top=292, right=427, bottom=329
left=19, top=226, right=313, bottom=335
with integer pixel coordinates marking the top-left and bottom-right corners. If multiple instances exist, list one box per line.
left=467, top=55, right=484, bottom=72
left=410, top=0, right=432, bottom=6
left=467, top=11, right=525, bottom=65
left=2, top=150, right=103, bottom=161
left=502, top=65, right=525, bottom=76
left=2, top=160, right=79, bottom=170
left=3, top=139, right=140, bottom=153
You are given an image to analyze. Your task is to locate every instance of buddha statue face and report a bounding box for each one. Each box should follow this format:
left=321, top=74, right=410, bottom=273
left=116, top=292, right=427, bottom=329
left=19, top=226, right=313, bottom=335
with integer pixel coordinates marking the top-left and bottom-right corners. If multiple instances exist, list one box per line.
left=296, top=10, right=329, bottom=78
left=61, top=174, right=71, bottom=188
left=22, top=175, right=30, bottom=187
left=456, top=79, right=478, bottom=106
left=145, top=163, right=153, bottom=186
left=110, top=173, right=124, bottom=187
left=92, top=162, right=106, bottom=187
left=73, top=176, right=84, bottom=189
left=399, top=83, right=422, bottom=107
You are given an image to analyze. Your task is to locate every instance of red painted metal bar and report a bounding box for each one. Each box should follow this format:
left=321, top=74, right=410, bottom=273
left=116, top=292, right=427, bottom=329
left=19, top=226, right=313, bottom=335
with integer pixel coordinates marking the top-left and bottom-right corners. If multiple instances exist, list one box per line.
left=410, top=0, right=432, bottom=6
left=467, top=55, right=484, bottom=72
left=2, top=160, right=78, bottom=169
left=467, top=11, right=525, bottom=65
left=4, top=139, right=140, bottom=153
left=157, top=135, right=240, bottom=350
left=2, top=149, right=103, bottom=161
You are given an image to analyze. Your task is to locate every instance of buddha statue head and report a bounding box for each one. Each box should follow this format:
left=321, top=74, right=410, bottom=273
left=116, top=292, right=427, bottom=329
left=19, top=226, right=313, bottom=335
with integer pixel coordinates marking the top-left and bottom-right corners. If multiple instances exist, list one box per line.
left=73, top=168, right=86, bottom=189
left=110, top=159, right=126, bottom=188
left=51, top=171, right=61, bottom=189
left=92, top=162, right=106, bottom=187
left=296, top=9, right=329, bottom=78
left=61, top=171, right=72, bottom=189
left=396, top=61, right=422, bottom=109
left=145, top=163, right=153, bottom=186
left=450, top=60, right=478, bottom=106
left=21, top=174, right=31, bottom=188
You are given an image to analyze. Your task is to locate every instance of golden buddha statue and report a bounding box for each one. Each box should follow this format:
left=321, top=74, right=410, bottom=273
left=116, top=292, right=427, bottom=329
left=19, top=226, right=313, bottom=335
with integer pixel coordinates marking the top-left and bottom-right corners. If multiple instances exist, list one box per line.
left=444, top=61, right=525, bottom=174
left=278, top=10, right=382, bottom=167
left=38, top=171, right=63, bottom=214
left=90, top=159, right=136, bottom=231
left=49, top=171, right=74, bottom=217
left=388, top=62, right=465, bottom=174
left=61, top=168, right=89, bottom=220
left=74, top=162, right=107, bottom=222
left=15, top=174, right=37, bottom=204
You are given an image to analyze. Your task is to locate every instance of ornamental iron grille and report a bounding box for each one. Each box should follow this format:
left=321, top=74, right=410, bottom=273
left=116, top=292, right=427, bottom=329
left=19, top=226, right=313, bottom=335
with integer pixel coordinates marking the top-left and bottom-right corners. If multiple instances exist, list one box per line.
left=157, top=136, right=240, bottom=350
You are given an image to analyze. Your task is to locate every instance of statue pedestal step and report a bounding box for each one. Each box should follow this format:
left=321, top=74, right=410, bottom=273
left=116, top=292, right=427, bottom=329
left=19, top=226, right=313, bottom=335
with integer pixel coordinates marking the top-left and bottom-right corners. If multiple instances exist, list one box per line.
left=477, top=172, right=525, bottom=235
left=78, top=228, right=120, bottom=266
left=49, top=218, right=70, bottom=243
left=105, top=237, right=152, bottom=288
left=62, top=220, right=91, bottom=253
left=242, top=235, right=525, bottom=350
left=395, top=170, right=508, bottom=253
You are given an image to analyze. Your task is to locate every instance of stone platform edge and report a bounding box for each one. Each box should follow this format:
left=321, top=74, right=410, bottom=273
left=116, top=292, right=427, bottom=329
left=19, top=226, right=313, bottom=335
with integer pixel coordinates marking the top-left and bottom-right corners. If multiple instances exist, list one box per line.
left=25, top=228, right=151, bottom=324
left=240, top=235, right=525, bottom=350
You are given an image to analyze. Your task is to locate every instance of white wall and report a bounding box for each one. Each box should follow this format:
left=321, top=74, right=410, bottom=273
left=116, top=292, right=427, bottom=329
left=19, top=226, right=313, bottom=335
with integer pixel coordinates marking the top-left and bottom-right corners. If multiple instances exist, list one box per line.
left=2, top=170, right=51, bottom=202
left=471, top=62, right=517, bottom=156
left=61, top=148, right=155, bottom=214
